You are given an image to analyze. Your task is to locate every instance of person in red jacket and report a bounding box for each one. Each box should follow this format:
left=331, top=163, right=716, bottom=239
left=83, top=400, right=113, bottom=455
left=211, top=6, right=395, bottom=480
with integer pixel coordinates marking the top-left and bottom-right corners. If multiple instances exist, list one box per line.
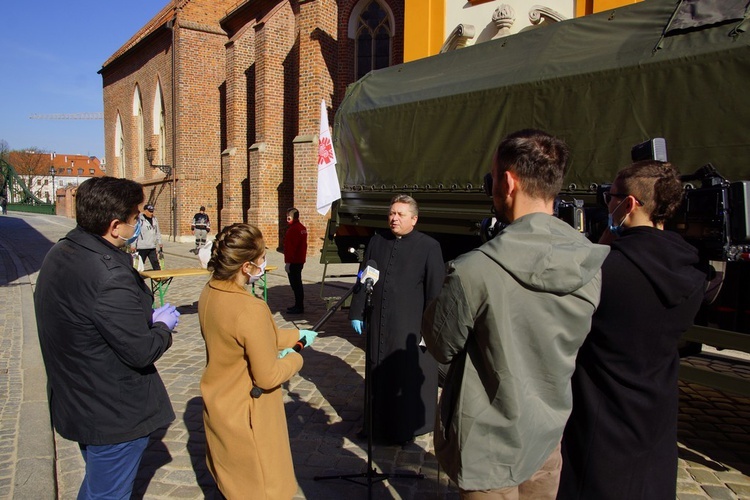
left=283, top=208, right=307, bottom=314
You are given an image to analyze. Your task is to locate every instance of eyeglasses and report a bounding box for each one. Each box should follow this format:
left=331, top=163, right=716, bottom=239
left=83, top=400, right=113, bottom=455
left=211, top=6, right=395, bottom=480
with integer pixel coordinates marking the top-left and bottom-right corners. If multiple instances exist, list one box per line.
left=603, top=191, right=644, bottom=206
left=483, top=172, right=493, bottom=197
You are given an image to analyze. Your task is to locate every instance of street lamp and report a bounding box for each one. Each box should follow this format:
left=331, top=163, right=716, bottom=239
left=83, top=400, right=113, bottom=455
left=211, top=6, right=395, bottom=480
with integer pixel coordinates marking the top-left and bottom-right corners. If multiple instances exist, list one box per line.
left=145, top=145, right=172, bottom=176
left=49, top=166, right=56, bottom=208
left=145, top=143, right=176, bottom=242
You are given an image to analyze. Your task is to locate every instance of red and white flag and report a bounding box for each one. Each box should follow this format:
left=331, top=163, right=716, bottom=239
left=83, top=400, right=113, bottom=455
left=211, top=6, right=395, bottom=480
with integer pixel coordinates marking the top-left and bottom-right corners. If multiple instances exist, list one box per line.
left=316, top=99, right=341, bottom=216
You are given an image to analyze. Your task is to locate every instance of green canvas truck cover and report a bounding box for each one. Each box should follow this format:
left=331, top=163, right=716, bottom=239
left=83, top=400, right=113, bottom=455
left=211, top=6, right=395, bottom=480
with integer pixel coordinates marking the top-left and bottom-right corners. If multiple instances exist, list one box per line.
left=333, top=0, right=750, bottom=191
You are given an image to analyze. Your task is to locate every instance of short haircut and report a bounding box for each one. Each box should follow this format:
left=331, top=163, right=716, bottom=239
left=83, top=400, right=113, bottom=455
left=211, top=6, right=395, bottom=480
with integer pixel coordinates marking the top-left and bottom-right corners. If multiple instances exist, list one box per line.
left=390, top=194, right=419, bottom=216
left=495, top=129, right=569, bottom=201
left=76, top=176, right=144, bottom=236
left=287, top=208, right=300, bottom=220
left=208, top=223, right=265, bottom=281
left=616, top=161, right=683, bottom=224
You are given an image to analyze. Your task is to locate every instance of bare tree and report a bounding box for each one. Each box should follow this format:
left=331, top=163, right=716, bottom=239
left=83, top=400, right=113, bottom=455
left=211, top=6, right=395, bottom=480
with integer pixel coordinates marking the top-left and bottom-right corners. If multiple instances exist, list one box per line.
left=0, top=140, right=9, bottom=196
left=8, top=148, right=50, bottom=201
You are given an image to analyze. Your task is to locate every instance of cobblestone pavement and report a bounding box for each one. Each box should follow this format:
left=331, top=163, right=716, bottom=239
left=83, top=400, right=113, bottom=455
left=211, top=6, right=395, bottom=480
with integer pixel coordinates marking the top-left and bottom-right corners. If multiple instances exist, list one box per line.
left=2, top=213, right=750, bottom=499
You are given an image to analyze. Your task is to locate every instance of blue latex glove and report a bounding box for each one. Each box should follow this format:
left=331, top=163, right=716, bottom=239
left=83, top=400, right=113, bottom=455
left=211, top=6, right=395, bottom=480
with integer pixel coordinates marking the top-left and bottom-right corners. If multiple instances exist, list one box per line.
left=351, top=320, right=363, bottom=335
left=152, top=303, right=180, bottom=330
left=278, top=348, right=295, bottom=359
left=299, top=329, right=318, bottom=348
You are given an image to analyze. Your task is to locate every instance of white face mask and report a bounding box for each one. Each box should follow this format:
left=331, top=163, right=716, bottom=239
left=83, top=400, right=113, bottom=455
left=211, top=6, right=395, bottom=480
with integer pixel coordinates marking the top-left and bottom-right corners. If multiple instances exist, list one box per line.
left=246, top=257, right=267, bottom=283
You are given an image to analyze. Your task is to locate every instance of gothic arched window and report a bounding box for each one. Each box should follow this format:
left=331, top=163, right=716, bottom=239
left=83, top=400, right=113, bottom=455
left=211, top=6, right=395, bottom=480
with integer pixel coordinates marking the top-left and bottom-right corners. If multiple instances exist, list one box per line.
left=353, top=0, right=392, bottom=80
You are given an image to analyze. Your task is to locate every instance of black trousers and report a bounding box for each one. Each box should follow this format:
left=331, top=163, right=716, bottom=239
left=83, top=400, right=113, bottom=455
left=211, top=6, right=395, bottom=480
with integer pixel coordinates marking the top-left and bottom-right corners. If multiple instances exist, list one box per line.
left=287, top=263, right=304, bottom=308
left=137, top=248, right=161, bottom=270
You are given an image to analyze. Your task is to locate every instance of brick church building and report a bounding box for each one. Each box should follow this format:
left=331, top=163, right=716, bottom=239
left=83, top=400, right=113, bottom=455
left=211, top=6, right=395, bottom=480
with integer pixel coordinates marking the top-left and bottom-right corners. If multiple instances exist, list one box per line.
left=100, top=0, right=404, bottom=254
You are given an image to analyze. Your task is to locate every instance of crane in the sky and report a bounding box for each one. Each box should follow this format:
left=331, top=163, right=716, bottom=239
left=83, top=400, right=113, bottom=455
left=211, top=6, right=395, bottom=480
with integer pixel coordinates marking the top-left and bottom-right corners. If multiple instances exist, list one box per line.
left=29, top=113, right=103, bottom=120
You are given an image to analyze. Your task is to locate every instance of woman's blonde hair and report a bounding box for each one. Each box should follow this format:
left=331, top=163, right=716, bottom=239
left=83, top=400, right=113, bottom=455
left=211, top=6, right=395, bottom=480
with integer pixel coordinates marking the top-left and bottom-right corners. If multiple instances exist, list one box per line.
left=208, top=223, right=265, bottom=281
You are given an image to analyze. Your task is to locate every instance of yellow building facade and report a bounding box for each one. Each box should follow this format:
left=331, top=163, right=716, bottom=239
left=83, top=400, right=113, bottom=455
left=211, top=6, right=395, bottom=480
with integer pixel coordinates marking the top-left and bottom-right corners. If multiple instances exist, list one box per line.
left=404, top=0, right=641, bottom=62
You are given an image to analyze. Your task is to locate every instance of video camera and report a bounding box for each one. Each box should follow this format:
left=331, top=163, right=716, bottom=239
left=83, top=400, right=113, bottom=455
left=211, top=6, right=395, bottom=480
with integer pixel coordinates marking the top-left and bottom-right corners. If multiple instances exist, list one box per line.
left=668, top=164, right=750, bottom=262
left=480, top=138, right=750, bottom=264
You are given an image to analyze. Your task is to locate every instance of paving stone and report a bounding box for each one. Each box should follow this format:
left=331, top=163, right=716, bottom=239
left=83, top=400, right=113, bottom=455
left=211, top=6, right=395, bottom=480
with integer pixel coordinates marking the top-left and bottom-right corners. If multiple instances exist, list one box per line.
left=727, top=481, right=750, bottom=497
left=4, top=219, right=750, bottom=499
left=701, top=485, right=737, bottom=500
left=689, top=468, right=723, bottom=485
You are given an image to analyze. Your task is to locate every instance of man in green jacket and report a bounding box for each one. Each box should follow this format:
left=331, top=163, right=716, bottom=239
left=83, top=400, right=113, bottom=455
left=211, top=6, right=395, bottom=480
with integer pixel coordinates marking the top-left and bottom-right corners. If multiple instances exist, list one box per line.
left=422, top=129, right=609, bottom=499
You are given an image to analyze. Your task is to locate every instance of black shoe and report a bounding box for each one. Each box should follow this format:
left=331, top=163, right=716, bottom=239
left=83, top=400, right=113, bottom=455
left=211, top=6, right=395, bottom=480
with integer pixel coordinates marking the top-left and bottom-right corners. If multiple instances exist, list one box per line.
left=286, top=307, right=304, bottom=314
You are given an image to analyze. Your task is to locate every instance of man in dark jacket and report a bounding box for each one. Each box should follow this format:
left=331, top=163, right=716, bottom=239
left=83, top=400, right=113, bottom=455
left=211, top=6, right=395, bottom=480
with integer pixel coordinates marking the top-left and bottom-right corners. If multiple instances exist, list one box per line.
left=34, top=176, right=181, bottom=499
left=283, top=207, right=307, bottom=314
left=349, top=194, right=445, bottom=445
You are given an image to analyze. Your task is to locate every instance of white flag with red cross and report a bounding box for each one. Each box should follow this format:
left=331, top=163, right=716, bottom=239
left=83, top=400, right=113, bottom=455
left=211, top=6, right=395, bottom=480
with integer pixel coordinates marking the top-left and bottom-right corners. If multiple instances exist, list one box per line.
left=316, top=99, right=341, bottom=216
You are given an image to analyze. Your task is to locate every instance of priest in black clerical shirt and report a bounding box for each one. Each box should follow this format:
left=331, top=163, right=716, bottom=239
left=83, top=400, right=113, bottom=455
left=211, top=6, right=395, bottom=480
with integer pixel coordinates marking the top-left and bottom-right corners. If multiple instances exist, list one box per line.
left=349, top=194, right=445, bottom=445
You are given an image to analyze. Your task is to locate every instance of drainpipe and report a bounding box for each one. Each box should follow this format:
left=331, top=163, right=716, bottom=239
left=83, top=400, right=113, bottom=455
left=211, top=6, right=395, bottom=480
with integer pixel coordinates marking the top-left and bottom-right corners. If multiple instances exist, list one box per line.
left=169, top=1, right=178, bottom=241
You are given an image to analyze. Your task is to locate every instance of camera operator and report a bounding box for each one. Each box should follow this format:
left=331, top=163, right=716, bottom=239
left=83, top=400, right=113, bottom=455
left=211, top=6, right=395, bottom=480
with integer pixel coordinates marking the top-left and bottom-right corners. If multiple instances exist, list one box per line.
left=559, top=161, right=707, bottom=499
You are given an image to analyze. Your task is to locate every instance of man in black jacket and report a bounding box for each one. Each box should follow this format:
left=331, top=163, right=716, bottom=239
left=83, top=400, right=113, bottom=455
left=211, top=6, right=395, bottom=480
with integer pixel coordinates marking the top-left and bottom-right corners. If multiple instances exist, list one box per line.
left=35, top=176, right=181, bottom=499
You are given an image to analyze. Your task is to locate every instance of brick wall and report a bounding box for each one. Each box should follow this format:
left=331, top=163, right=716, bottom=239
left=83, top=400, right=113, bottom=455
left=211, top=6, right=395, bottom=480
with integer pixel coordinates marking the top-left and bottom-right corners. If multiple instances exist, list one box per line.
left=174, top=23, right=226, bottom=240
left=102, top=0, right=405, bottom=255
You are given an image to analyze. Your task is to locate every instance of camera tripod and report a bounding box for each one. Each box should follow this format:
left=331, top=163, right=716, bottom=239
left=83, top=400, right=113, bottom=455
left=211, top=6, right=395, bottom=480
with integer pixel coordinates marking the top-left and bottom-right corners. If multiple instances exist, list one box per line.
left=314, top=284, right=423, bottom=498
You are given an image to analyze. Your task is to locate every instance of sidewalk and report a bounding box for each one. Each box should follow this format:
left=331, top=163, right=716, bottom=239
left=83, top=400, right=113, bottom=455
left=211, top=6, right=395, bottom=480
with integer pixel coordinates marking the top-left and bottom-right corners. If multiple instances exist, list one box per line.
left=53, top=237, right=455, bottom=499
left=3, top=213, right=750, bottom=499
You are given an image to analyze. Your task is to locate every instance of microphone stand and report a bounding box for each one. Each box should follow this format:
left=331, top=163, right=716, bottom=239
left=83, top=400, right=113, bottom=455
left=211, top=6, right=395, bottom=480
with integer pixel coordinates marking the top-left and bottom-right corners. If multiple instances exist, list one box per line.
left=314, top=279, right=424, bottom=498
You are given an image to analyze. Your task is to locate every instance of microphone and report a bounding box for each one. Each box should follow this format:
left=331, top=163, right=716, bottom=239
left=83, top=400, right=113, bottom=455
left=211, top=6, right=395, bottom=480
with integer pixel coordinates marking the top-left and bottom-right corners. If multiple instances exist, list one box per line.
left=293, top=336, right=307, bottom=352
left=362, top=260, right=379, bottom=293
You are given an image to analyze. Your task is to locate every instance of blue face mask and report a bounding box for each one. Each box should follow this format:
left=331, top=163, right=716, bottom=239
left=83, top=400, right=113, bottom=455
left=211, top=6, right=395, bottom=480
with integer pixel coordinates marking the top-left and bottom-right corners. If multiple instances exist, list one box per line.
left=607, top=199, right=628, bottom=236
left=120, top=218, right=142, bottom=245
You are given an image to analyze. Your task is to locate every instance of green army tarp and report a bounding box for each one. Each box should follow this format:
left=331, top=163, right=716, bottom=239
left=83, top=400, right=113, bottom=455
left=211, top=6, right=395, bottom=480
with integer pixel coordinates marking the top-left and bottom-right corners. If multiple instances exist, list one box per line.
left=333, top=0, right=750, bottom=191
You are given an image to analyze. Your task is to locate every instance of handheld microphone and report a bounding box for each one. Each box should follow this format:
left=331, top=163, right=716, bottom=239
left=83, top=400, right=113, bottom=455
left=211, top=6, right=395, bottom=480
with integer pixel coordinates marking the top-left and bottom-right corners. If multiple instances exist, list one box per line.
left=362, top=260, right=379, bottom=292
left=293, top=336, right=307, bottom=352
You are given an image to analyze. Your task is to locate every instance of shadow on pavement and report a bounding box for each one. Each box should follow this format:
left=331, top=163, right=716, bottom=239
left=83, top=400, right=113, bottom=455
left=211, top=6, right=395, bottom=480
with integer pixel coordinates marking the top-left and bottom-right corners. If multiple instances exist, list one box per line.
left=184, top=397, right=222, bottom=498
left=0, top=216, right=56, bottom=283
left=677, top=381, right=750, bottom=476
left=132, top=427, right=173, bottom=499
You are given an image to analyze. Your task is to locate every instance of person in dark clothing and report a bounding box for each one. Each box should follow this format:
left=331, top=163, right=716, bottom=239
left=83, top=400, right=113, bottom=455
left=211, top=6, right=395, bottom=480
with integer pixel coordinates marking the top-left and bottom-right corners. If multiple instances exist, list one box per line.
left=283, top=208, right=307, bottom=314
left=559, top=161, right=706, bottom=500
left=348, top=194, right=445, bottom=445
left=34, top=176, right=181, bottom=499
left=191, top=206, right=210, bottom=254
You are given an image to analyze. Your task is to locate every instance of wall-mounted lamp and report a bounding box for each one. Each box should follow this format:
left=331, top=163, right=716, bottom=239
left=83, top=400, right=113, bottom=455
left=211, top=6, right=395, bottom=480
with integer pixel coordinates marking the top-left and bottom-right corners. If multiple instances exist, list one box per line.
left=145, top=145, right=172, bottom=176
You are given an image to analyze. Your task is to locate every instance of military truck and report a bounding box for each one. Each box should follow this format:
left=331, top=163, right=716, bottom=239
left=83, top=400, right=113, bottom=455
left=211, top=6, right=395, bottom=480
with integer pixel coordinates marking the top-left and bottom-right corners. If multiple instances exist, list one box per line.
left=322, top=0, right=750, bottom=394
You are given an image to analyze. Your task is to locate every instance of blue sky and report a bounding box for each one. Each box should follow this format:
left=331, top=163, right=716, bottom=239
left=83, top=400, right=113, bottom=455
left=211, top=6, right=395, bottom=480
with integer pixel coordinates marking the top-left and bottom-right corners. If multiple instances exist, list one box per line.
left=0, top=1, right=165, bottom=161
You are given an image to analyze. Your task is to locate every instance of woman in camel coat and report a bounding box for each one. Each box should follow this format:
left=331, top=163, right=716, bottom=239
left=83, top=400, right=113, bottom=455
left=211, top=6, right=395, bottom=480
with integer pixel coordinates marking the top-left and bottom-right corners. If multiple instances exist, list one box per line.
left=198, top=223, right=317, bottom=499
